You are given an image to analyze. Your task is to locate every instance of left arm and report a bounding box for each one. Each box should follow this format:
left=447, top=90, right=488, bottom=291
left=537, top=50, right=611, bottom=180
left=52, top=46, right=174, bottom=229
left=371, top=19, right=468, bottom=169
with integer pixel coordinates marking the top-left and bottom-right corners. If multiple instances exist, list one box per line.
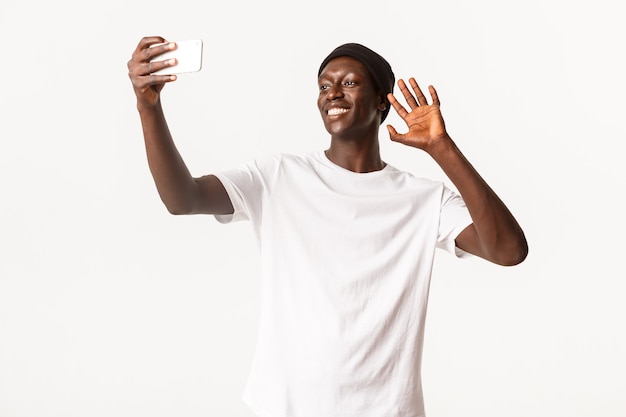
left=387, top=78, right=528, bottom=266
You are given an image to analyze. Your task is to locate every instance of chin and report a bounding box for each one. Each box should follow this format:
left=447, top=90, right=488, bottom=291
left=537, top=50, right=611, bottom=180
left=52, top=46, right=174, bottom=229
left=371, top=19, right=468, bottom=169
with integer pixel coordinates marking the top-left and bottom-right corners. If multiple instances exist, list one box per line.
left=323, top=118, right=352, bottom=134
left=325, top=125, right=349, bottom=137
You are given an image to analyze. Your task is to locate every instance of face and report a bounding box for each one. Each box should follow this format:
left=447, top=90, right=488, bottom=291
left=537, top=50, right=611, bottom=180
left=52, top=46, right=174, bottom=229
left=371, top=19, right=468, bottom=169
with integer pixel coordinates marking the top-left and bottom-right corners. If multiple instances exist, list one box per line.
left=317, top=56, right=385, bottom=139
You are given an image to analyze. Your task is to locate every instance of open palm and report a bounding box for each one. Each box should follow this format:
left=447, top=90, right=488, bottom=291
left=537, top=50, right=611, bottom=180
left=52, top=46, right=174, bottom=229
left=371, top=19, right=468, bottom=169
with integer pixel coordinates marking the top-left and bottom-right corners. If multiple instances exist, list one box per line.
left=386, top=78, right=448, bottom=151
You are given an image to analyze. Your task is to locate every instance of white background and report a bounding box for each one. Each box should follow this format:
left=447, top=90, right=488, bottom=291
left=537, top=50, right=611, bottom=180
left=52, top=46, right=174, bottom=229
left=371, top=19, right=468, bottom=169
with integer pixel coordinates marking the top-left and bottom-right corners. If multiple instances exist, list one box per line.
left=1, top=0, right=624, bottom=416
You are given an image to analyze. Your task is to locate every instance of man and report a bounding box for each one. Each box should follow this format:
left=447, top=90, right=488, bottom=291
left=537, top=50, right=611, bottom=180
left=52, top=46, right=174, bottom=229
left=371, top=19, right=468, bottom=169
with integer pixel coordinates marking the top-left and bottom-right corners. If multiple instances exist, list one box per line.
left=128, top=37, right=527, bottom=417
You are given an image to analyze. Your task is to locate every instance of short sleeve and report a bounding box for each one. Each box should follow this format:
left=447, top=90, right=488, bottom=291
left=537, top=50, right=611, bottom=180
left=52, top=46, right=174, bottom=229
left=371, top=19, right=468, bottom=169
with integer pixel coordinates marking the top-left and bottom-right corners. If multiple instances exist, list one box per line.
left=436, top=185, right=474, bottom=258
left=213, top=154, right=282, bottom=225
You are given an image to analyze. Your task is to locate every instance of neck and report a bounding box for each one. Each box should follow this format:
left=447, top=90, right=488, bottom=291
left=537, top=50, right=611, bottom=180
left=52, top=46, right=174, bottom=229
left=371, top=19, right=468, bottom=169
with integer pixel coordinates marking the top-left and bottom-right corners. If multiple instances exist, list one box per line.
left=325, top=137, right=385, bottom=173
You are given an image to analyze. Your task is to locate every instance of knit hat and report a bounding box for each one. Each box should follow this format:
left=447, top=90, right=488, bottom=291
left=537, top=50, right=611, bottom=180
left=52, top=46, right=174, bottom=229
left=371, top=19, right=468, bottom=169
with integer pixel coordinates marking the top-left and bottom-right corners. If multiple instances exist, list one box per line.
left=318, top=43, right=395, bottom=123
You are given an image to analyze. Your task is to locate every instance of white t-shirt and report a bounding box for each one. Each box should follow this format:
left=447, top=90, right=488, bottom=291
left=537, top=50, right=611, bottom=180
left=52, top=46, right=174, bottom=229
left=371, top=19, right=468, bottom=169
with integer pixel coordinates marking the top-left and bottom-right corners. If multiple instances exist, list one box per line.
left=214, top=151, right=473, bottom=417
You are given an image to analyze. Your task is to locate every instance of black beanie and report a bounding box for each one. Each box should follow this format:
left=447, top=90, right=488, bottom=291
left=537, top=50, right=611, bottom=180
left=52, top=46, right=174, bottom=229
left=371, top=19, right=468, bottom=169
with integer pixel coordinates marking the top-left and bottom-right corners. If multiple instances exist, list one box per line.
left=318, top=43, right=395, bottom=124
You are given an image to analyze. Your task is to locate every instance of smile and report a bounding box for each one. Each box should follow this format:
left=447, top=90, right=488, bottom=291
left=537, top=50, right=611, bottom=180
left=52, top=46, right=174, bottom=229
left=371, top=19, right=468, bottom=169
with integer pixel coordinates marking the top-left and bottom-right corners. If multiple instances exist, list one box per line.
left=327, top=108, right=349, bottom=116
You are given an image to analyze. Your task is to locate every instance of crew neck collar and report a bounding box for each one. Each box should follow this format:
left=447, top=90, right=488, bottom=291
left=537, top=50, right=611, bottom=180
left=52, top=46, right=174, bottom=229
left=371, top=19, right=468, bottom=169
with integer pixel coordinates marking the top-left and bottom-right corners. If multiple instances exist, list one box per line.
left=318, top=150, right=391, bottom=175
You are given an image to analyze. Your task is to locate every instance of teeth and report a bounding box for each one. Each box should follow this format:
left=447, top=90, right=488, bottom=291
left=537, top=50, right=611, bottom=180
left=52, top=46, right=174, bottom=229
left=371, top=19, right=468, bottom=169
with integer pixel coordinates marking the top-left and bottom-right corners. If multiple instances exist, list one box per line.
left=327, top=108, right=348, bottom=116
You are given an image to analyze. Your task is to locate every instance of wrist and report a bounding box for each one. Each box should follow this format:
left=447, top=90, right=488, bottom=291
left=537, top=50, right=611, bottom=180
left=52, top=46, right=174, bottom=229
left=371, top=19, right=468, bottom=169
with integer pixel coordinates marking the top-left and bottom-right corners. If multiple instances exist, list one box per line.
left=425, top=134, right=457, bottom=159
left=136, top=98, right=162, bottom=115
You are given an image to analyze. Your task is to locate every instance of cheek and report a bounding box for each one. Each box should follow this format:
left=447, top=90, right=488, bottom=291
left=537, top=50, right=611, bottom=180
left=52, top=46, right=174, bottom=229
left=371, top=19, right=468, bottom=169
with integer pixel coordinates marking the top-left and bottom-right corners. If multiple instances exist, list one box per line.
left=316, top=94, right=325, bottom=111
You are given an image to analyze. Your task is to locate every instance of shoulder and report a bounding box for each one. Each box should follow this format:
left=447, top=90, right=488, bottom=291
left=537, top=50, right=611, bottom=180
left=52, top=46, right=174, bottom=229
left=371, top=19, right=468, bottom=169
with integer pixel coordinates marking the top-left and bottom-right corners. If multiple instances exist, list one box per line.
left=253, top=151, right=316, bottom=166
left=384, top=163, right=446, bottom=191
left=233, top=152, right=323, bottom=186
left=262, top=151, right=326, bottom=173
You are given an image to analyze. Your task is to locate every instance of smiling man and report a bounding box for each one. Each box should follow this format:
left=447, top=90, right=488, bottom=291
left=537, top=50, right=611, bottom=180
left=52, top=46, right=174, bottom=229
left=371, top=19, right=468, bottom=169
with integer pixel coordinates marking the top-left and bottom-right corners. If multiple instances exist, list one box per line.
left=128, top=39, right=528, bottom=417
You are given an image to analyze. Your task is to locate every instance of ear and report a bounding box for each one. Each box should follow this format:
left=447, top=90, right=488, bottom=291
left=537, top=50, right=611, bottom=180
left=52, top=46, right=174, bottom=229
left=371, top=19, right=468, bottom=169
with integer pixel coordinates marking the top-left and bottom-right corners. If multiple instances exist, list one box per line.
left=377, top=94, right=387, bottom=111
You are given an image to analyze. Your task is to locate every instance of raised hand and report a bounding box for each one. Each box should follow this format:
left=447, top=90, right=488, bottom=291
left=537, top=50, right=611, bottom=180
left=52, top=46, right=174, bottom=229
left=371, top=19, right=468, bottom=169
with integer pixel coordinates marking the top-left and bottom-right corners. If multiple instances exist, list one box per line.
left=127, top=36, right=178, bottom=109
left=386, top=78, right=449, bottom=152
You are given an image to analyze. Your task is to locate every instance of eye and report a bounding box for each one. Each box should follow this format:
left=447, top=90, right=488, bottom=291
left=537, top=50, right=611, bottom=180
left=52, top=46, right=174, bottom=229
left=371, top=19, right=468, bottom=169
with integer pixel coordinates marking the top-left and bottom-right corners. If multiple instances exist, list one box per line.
left=319, top=84, right=330, bottom=91
left=343, top=80, right=356, bottom=86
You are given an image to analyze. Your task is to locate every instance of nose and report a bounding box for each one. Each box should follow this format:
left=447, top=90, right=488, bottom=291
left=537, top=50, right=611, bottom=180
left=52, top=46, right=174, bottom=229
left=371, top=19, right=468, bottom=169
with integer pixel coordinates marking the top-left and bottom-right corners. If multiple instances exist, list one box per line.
left=326, top=84, right=344, bottom=100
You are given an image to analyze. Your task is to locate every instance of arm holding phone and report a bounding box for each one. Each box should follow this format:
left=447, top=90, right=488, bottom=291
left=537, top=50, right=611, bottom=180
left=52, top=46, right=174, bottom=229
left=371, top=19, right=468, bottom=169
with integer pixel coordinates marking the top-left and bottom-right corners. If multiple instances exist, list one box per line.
left=127, top=36, right=233, bottom=216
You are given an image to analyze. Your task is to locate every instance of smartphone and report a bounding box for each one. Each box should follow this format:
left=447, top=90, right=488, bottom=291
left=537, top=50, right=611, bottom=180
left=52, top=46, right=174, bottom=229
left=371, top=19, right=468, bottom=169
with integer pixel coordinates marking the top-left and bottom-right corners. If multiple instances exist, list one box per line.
left=150, top=39, right=203, bottom=75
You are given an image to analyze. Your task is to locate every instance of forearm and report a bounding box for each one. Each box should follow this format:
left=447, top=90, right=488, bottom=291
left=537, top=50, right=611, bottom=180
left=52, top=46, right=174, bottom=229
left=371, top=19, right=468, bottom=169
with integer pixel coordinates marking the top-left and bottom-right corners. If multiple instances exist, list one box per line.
left=138, top=100, right=198, bottom=214
left=428, top=136, right=528, bottom=265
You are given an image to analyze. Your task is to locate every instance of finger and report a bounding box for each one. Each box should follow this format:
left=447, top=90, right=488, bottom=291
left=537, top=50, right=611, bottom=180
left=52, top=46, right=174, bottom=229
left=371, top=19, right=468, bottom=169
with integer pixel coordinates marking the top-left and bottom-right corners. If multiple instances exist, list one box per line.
left=130, top=69, right=177, bottom=89
left=143, top=58, right=176, bottom=76
left=429, top=85, right=440, bottom=106
left=147, top=73, right=177, bottom=86
left=386, top=124, right=407, bottom=145
left=129, top=38, right=176, bottom=78
left=130, top=38, right=175, bottom=66
left=132, top=36, right=165, bottom=59
left=141, top=41, right=176, bottom=63
left=387, top=93, right=409, bottom=119
left=128, top=57, right=176, bottom=82
left=398, top=79, right=419, bottom=109
left=409, top=78, right=428, bottom=106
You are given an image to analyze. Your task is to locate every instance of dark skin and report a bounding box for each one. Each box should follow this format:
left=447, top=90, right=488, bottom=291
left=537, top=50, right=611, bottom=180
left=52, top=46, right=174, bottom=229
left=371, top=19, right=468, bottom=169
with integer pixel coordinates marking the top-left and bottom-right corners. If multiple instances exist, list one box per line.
left=128, top=36, right=528, bottom=266
left=386, top=80, right=527, bottom=266
left=317, top=56, right=386, bottom=173
left=127, top=37, right=233, bottom=216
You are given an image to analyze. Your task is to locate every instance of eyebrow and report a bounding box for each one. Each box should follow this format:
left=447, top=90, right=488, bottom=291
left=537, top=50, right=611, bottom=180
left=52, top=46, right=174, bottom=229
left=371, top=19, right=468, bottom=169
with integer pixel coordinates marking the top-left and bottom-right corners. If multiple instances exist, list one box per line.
left=318, top=69, right=362, bottom=81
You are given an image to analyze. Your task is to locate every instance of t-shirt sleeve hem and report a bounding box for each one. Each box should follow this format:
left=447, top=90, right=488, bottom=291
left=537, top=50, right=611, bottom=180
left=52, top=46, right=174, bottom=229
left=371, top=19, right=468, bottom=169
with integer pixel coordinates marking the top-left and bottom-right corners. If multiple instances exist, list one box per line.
left=452, top=220, right=475, bottom=259
left=439, top=216, right=475, bottom=259
left=212, top=172, right=246, bottom=224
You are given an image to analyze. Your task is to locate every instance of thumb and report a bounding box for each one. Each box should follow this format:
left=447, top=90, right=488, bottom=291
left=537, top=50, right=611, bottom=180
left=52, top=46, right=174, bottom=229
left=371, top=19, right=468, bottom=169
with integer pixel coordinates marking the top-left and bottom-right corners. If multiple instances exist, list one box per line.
left=386, top=124, right=404, bottom=143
